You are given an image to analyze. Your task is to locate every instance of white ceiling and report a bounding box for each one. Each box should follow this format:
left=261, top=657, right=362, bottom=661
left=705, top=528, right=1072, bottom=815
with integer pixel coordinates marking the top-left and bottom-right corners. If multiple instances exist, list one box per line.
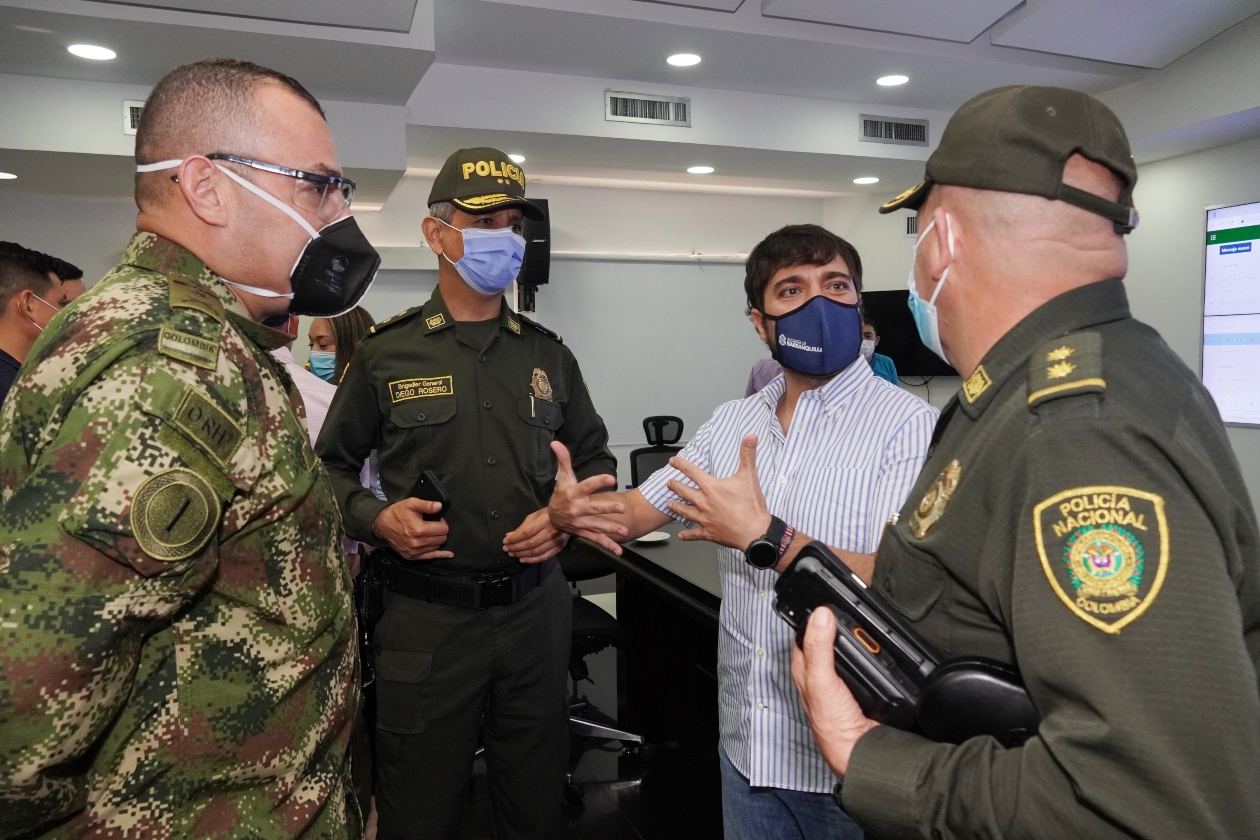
left=83, top=0, right=420, bottom=32
left=760, top=0, right=1023, bottom=44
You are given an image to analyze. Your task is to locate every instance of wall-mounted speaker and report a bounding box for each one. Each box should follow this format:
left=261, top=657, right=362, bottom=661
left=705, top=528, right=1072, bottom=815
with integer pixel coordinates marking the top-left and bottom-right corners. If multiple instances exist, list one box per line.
left=518, top=198, right=550, bottom=287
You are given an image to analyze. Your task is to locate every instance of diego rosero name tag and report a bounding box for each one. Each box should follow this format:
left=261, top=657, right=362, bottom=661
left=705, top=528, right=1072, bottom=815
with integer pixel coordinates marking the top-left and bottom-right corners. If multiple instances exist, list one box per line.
left=390, top=376, right=454, bottom=403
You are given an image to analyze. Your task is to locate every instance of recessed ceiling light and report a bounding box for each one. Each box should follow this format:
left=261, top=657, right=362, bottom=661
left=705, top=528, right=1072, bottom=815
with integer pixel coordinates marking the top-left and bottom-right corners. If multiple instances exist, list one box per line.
left=0, top=172, right=15, bottom=180
left=508, top=154, right=525, bottom=164
left=668, top=53, right=701, bottom=67
left=877, top=74, right=909, bottom=87
left=68, top=44, right=116, bottom=60
left=687, top=165, right=714, bottom=174
left=853, top=177, right=880, bottom=185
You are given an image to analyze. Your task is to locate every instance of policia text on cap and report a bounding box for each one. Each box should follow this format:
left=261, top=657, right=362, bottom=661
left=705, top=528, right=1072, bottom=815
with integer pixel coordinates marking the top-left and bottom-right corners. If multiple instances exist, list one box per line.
left=792, top=86, right=1260, bottom=838
left=315, top=147, right=616, bottom=840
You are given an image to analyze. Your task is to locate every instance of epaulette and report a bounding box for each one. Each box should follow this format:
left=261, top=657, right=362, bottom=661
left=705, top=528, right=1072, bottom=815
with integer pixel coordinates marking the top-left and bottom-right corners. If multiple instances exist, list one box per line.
left=518, top=314, right=563, bottom=344
left=1027, top=331, right=1105, bottom=409
left=158, top=274, right=224, bottom=370
left=369, top=306, right=425, bottom=336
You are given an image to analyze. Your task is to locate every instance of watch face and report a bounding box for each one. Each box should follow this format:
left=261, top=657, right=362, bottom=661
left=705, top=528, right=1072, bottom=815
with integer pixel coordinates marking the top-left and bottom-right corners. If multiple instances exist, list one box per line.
left=747, top=540, right=777, bottom=569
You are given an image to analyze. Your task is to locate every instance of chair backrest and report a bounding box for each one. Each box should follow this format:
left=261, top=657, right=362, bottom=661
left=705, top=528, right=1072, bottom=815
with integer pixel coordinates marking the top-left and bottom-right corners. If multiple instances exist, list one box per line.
left=629, top=445, right=681, bottom=487
left=642, top=415, right=683, bottom=446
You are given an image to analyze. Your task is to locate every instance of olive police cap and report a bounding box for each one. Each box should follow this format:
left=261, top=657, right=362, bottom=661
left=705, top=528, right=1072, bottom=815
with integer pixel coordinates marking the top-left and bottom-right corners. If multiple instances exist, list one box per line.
left=428, top=147, right=544, bottom=220
left=880, top=85, right=1139, bottom=233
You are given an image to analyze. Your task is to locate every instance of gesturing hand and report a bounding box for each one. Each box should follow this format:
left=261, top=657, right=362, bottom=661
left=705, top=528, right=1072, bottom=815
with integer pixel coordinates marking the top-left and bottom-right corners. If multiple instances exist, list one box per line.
left=547, top=441, right=628, bottom=555
left=666, top=434, right=772, bottom=551
left=504, top=507, right=570, bottom=564
left=790, top=606, right=879, bottom=778
left=372, top=498, right=452, bottom=561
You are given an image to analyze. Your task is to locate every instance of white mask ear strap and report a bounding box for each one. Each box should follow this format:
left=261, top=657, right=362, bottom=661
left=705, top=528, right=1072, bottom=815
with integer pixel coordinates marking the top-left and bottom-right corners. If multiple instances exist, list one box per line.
left=215, top=165, right=321, bottom=238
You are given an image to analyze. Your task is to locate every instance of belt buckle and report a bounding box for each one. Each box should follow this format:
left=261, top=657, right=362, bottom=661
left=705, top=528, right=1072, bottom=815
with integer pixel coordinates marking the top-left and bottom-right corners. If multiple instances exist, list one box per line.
left=480, top=574, right=515, bottom=608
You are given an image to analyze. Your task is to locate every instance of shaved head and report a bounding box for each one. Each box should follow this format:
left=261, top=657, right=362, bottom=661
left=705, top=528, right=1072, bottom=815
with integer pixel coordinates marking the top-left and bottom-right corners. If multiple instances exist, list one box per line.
left=135, top=58, right=325, bottom=209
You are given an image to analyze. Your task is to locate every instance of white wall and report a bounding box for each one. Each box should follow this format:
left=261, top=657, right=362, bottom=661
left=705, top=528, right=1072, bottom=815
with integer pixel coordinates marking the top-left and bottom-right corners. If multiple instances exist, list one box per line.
left=0, top=191, right=137, bottom=283
left=1126, top=134, right=1260, bottom=513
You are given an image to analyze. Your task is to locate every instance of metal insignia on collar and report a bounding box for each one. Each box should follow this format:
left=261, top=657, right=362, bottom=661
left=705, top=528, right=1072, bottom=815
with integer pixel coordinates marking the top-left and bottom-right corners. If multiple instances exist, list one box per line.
left=508, top=318, right=521, bottom=334
left=909, top=459, right=961, bottom=539
left=962, top=365, right=992, bottom=403
left=531, top=368, right=553, bottom=401
left=426, top=313, right=446, bottom=330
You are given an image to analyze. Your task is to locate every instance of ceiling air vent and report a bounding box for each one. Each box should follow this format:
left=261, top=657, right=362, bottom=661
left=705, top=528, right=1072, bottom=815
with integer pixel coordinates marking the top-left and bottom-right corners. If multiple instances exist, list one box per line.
left=860, top=114, right=928, bottom=147
left=123, top=100, right=145, bottom=136
left=605, top=90, right=691, bottom=127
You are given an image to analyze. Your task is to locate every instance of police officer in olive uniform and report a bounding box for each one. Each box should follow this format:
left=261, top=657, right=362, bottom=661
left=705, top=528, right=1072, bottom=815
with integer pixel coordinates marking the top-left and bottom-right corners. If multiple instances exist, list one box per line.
left=316, top=148, right=616, bottom=840
left=791, top=86, right=1260, bottom=838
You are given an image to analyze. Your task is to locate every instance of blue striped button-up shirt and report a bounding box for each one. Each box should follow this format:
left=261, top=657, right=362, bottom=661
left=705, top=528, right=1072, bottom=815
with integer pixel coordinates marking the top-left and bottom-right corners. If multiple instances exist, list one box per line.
left=638, top=359, right=937, bottom=792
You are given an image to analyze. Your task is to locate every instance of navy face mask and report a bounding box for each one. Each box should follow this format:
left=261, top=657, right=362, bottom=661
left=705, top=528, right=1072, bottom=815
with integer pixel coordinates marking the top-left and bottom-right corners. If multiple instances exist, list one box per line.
left=762, top=295, right=863, bottom=377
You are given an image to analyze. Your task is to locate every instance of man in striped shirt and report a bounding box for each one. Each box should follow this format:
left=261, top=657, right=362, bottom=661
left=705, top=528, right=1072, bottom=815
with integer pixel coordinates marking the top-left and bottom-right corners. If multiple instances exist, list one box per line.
left=548, top=224, right=937, bottom=839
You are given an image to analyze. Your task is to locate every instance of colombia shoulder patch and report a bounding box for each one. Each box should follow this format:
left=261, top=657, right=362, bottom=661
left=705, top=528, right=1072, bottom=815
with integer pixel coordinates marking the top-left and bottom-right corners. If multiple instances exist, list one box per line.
left=132, top=468, right=221, bottom=562
left=158, top=327, right=219, bottom=370
left=1033, top=486, right=1169, bottom=633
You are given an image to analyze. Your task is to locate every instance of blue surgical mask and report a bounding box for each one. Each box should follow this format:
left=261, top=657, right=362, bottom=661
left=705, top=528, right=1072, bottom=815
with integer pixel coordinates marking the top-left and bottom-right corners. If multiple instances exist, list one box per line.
left=438, top=218, right=526, bottom=296
left=762, top=295, right=862, bottom=377
left=906, top=215, right=954, bottom=363
left=308, top=350, right=337, bottom=383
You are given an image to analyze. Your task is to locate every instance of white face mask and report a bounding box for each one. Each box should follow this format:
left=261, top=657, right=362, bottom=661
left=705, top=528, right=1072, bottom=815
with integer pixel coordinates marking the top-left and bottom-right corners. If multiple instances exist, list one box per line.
left=906, top=214, right=955, bottom=363
left=859, top=339, right=876, bottom=362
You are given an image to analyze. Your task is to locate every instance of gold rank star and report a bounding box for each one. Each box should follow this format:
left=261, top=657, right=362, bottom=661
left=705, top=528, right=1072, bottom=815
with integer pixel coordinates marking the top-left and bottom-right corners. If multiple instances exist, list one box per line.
left=1047, top=361, right=1077, bottom=379
left=1046, top=346, right=1075, bottom=362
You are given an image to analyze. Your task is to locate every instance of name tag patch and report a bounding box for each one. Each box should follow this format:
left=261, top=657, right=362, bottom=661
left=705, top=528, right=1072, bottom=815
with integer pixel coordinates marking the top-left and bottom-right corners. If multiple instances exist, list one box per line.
left=173, top=388, right=244, bottom=466
left=158, top=327, right=219, bottom=370
left=390, top=376, right=454, bottom=403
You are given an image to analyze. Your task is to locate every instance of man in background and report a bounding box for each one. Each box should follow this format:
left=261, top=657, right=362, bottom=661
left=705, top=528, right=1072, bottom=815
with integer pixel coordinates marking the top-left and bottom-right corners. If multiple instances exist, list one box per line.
left=0, top=58, right=364, bottom=838
left=0, top=242, right=78, bottom=405
left=551, top=224, right=936, bottom=839
left=860, top=313, right=898, bottom=385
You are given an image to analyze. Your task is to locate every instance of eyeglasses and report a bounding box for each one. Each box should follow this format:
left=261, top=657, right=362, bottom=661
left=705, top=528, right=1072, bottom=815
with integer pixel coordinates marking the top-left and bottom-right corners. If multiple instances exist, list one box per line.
left=207, top=153, right=356, bottom=222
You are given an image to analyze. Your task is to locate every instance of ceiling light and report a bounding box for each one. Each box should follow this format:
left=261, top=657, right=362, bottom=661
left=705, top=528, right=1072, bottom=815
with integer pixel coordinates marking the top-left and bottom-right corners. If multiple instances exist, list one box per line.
left=508, top=154, right=525, bottom=164
left=0, top=172, right=15, bottom=180
left=668, top=53, right=701, bottom=67
left=877, top=75, right=909, bottom=87
left=687, top=165, right=714, bottom=174
left=68, top=44, right=116, bottom=60
left=853, top=177, right=880, bottom=185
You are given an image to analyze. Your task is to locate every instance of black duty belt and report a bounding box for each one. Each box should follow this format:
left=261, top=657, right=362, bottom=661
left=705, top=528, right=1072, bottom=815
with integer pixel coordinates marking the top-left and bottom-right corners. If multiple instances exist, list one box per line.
left=384, top=554, right=558, bottom=610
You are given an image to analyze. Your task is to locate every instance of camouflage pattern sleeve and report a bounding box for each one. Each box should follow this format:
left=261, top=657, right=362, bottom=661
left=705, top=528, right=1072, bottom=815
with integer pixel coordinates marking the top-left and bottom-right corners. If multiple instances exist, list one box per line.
left=0, top=351, right=227, bottom=835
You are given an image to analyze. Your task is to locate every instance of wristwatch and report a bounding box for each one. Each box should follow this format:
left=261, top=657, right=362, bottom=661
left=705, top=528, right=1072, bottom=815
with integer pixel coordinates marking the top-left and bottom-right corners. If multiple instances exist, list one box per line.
left=745, top=515, right=795, bottom=569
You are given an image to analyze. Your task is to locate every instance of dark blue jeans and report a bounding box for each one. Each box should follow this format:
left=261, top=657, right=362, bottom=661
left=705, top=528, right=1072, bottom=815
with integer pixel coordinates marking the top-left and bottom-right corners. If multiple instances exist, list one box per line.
left=719, top=745, right=864, bottom=840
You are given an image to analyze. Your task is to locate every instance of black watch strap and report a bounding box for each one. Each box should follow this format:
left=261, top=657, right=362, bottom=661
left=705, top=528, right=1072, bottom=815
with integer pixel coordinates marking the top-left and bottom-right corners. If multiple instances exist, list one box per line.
left=763, top=515, right=789, bottom=556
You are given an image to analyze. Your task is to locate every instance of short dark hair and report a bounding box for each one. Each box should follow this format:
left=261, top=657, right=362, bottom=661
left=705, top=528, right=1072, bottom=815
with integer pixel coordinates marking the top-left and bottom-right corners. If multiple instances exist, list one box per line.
left=744, top=224, right=863, bottom=315
left=23, top=248, right=82, bottom=282
left=329, top=306, right=376, bottom=384
left=136, top=58, right=325, bottom=208
left=0, top=242, right=54, bottom=310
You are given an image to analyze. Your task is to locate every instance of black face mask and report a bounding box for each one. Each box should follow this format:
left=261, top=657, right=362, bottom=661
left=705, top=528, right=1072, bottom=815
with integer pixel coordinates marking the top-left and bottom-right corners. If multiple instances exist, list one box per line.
left=288, top=216, right=381, bottom=317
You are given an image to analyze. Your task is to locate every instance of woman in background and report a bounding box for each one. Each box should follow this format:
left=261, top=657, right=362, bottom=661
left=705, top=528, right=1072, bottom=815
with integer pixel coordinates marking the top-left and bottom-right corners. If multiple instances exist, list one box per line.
left=308, top=305, right=375, bottom=384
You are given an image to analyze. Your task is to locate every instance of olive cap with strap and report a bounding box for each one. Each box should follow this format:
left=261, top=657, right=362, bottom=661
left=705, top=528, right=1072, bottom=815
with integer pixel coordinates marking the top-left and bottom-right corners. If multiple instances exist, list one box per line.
left=880, top=85, right=1140, bottom=234
left=428, top=146, right=545, bottom=220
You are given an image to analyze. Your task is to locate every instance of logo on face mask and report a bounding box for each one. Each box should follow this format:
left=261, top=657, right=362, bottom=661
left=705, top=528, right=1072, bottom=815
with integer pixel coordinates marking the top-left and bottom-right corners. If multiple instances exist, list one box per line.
left=332, top=257, right=347, bottom=273
left=778, top=335, right=823, bottom=353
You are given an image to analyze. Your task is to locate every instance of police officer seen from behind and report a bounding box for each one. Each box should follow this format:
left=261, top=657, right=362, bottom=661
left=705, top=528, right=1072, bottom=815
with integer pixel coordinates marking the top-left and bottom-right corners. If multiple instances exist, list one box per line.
left=317, top=147, right=616, bottom=840
left=791, top=85, right=1260, bottom=838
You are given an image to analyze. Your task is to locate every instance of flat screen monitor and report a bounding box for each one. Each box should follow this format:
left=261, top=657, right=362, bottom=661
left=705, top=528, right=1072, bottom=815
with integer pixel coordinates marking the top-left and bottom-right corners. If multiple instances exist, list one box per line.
left=1203, top=200, right=1260, bottom=426
left=862, top=290, right=958, bottom=377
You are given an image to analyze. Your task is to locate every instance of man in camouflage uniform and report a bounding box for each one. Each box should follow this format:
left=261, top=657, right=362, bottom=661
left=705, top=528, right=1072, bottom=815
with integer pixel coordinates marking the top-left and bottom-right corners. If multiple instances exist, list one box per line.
left=0, top=59, right=361, bottom=839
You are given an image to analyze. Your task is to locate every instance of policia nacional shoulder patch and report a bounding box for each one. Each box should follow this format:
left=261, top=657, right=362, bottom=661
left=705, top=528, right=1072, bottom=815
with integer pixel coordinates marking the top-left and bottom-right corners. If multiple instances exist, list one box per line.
left=132, top=468, right=221, bottom=561
left=1033, top=486, right=1169, bottom=633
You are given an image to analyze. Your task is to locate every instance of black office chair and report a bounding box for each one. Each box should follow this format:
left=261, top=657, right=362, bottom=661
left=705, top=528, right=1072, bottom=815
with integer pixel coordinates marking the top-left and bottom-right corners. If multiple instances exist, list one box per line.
left=629, top=415, right=685, bottom=487
left=559, top=548, right=643, bottom=803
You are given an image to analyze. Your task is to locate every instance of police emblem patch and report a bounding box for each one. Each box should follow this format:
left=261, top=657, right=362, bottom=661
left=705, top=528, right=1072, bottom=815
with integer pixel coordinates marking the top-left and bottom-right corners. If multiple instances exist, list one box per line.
left=131, top=468, right=221, bottom=562
left=531, top=368, right=553, bottom=401
left=1033, top=486, right=1168, bottom=633
left=909, top=459, right=961, bottom=539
